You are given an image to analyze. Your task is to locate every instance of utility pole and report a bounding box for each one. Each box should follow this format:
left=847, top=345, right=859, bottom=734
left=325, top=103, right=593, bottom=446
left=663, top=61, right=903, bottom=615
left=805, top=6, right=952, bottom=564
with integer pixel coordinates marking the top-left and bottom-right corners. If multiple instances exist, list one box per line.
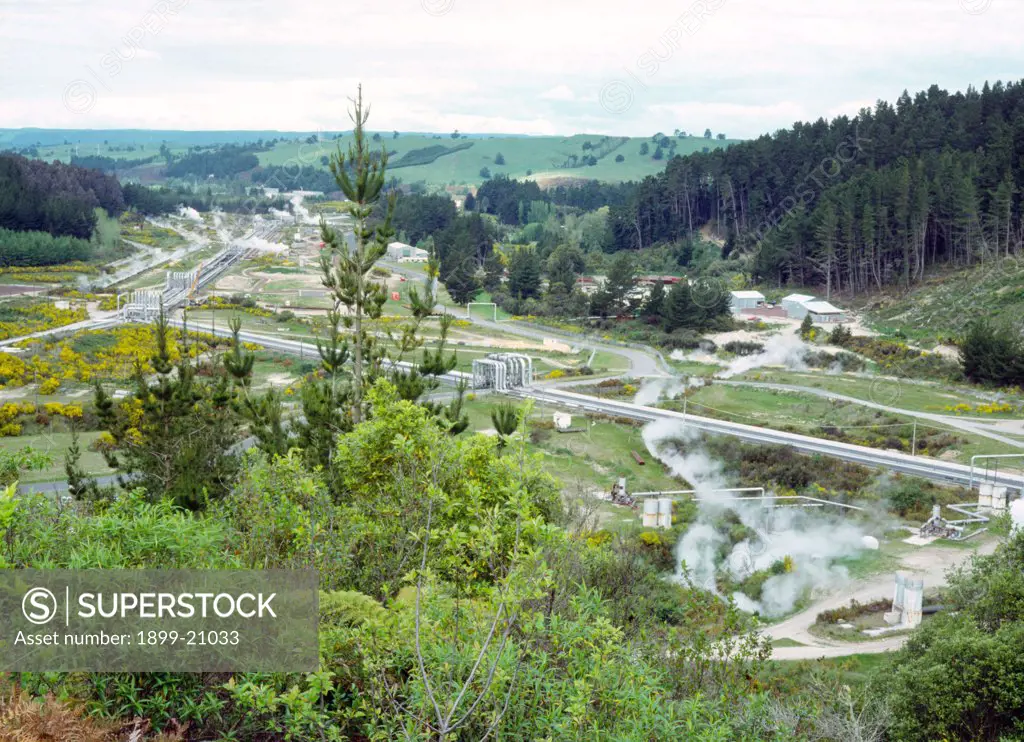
left=911, top=421, right=917, bottom=456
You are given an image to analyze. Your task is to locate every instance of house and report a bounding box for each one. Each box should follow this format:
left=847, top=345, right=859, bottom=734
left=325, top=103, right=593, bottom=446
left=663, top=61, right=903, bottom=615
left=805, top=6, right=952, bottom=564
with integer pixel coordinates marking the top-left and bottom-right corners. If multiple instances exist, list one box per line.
left=575, top=276, right=606, bottom=296
left=729, top=290, right=765, bottom=313
left=781, top=293, right=816, bottom=319
left=803, top=300, right=848, bottom=323
left=637, top=275, right=683, bottom=286
left=386, top=242, right=429, bottom=262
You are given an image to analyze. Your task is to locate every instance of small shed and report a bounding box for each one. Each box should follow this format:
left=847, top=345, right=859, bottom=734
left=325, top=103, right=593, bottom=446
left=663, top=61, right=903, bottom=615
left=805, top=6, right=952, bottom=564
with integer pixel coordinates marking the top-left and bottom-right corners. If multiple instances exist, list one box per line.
left=730, top=290, right=765, bottom=313
left=804, top=300, right=847, bottom=323
left=781, top=294, right=816, bottom=319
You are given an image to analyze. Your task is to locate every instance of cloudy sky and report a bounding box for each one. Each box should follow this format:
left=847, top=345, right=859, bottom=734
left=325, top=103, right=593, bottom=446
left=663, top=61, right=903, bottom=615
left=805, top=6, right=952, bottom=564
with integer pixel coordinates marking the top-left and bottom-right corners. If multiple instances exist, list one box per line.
left=1, top=0, right=1021, bottom=138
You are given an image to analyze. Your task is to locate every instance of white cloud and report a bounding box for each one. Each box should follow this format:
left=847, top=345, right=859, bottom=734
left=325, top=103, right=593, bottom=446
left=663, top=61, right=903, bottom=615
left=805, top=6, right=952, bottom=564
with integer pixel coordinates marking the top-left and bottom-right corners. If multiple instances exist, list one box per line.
left=1, top=0, right=1022, bottom=137
left=540, top=85, right=577, bottom=102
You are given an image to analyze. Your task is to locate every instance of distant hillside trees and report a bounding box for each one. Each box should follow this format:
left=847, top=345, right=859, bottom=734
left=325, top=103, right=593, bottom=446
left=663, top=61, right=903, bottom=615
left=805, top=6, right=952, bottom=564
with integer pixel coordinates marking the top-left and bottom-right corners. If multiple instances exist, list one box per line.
left=607, top=80, right=1024, bottom=292
left=386, top=193, right=457, bottom=244
left=475, top=175, right=544, bottom=225
left=251, top=164, right=339, bottom=193
left=435, top=214, right=495, bottom=304
left=546, top=180, right=634, bottom=210
left=507, top=246, right=542, bottom=299
left=0, top=153, right=124, bottom=239
left=0, top=227, right=92, bottom=267
left=435, top=213, right=495, bottom=268
left=164, top=145, right=260, bottom=179
left=71, top=154, right=157, bottom=173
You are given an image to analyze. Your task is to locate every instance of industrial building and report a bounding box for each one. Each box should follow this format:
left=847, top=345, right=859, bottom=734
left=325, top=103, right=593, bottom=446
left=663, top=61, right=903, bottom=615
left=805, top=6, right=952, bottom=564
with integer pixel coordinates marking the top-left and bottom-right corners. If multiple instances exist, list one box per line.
left=802, top=300, right=847, bottom=323
left=782, top=294, right=848, bottom=323
left=729, top=290, right=765, bottom=313
left=386, top=242, right=429, bottom=262
left=781, top=293, right=815, bottom=317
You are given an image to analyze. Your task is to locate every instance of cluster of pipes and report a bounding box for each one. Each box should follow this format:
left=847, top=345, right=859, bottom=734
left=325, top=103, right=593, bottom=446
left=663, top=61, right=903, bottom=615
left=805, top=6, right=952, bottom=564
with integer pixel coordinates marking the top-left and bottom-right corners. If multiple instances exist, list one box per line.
left=119, top=290, right=163, bottom=322
left=920, top=483, right=1012, bottom=540
left=471, top=353, right=533, bottom=392
left=884, top=571, right=924, bottom=628
left=165, top=270, right=199, bottom=294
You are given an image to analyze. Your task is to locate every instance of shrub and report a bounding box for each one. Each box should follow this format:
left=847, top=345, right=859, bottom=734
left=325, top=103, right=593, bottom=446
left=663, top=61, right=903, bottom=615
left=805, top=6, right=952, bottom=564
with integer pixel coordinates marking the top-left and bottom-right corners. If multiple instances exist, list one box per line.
left=39, top=377, right=60, bottom=395
left=722, top=340, right=764, bottom=356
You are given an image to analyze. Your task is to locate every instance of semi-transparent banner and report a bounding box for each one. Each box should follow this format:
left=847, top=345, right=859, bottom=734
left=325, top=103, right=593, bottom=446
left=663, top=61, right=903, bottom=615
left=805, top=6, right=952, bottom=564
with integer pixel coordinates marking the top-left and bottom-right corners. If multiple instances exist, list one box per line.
left=0, top=569, right=318, bottom=671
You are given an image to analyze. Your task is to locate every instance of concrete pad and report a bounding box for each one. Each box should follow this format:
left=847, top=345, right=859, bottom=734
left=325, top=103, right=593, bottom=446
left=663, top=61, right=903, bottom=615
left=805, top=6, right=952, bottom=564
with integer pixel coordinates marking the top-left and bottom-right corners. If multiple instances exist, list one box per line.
left=903, top=535, right=938, bottom=546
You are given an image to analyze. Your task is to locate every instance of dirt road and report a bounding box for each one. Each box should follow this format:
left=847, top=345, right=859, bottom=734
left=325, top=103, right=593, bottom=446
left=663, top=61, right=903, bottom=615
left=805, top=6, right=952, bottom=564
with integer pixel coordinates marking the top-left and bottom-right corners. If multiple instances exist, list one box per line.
left=766, top=537, right=999, bottom=660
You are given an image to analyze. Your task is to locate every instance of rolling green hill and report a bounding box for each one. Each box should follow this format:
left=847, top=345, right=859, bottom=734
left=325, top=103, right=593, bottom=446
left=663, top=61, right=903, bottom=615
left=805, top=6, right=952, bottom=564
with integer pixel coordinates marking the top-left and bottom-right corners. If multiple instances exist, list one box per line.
left=259, top=132, right=737, bottom=186
left=2, top=129, right=739, bottom=188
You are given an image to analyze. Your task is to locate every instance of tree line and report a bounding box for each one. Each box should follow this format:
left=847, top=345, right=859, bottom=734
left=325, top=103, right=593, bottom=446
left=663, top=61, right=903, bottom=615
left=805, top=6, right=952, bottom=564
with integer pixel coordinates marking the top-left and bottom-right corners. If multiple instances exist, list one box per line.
left=0, top=226, right=92, bottom=267
left=164, top=144, right=261, bottom=179
left=0, top=153, right=124, bottom=239
left=604, top=80, right=1024, bottom=293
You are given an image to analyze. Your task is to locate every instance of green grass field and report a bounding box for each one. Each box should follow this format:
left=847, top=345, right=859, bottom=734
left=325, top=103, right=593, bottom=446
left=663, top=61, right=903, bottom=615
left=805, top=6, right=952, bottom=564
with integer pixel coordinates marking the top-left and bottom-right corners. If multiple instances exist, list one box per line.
left=11, top=131, right=739, bottom=188
left=463, top=396, right=683, bottom=496
left=0, top=431, right=113, bottom=482
left=733, top=370, right=1024, bottom=417
left=678, top=383, right=1022, bottom=464
left=259, top=132, right=738, bottom=187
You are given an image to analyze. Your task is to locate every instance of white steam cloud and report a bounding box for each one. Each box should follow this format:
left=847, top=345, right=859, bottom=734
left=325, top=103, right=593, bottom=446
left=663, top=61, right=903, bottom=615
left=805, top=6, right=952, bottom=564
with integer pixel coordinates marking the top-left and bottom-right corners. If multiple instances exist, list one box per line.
left=178, top=206, right=203, bottom=222
left=642, top=417, right=872, bottom=617
left=633, top=377, right=704, bottom=406
left=716, top=334, right=810, bottom=379
left=289, top=194, right=319, bottom=225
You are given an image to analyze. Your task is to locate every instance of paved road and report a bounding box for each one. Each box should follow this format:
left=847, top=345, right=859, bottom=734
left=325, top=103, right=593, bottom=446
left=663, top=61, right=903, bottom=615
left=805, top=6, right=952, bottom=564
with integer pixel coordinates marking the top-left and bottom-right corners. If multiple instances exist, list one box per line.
left=719, top=380, right=1024, bottom=450
left=518, top=387, right=1024, bottom=490
left=767, top=537, right=999, bottom=660
left=467, top=314, right=669, bottom=377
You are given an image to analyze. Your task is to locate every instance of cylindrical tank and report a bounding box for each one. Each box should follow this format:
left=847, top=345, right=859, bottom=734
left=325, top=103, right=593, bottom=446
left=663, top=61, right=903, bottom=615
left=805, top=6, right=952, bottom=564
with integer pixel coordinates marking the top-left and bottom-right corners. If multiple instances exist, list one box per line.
left=904, top=578, right=924, bottom=627
left=893, top=571, right=906, bottom=612
left=642, top=499, right=659, bottom=528
left=979, top=483, right=993, bottom=509
left=657, top=497, right=673, bottom=529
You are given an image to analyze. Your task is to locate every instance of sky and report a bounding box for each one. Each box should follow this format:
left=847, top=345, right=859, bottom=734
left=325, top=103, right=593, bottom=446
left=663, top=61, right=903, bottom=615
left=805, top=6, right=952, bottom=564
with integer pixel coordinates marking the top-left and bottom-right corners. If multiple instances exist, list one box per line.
left=0, top=0, right=1022, bottom=139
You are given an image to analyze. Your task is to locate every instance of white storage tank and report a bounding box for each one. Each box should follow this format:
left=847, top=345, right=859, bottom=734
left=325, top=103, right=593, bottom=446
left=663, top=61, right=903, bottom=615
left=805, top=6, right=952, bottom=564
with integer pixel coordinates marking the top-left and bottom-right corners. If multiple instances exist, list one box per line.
left=642, top=499, right=659, bottom=528
left=892, top=571, right=906, bottom=613
left=979, top=482, right=994, bottom=509
left=904, top=577, right=924, bottom=627
left=657, top=498, right=674, bottom=529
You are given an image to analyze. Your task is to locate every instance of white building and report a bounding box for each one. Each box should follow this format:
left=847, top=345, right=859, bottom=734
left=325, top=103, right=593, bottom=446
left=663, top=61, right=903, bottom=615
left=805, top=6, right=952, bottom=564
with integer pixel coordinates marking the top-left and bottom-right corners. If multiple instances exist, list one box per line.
left=729, top=290, right=765, bottom=313
left=386, top=242, right=429, bottom=262
left=781, top=293, right=816, bottom=319
left=803, top=300, right=847, bottom=323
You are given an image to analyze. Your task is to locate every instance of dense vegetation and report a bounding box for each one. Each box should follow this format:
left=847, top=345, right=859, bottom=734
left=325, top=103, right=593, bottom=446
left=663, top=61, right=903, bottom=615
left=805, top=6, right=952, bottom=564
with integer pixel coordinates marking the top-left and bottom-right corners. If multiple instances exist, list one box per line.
left=163, top=144, right=261, bottom=179
left=605, top=80, right=1024, bottom=294
left=0, top=153, right=124, bottom=239
left=70, top=153, right=159, bottom=172
left=0, top=226, right=93, bottom=267
left=959, top=317, right=1024, bottom=386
